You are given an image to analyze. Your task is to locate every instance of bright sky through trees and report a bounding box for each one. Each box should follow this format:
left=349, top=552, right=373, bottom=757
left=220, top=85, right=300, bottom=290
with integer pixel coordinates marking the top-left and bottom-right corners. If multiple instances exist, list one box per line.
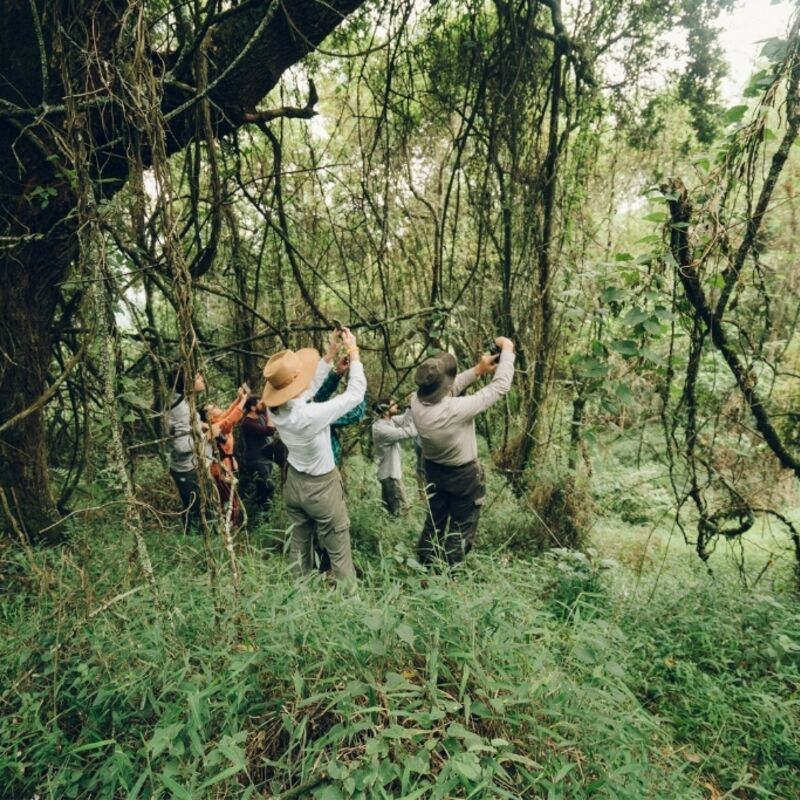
left=720, top=0, right=794, bottom=100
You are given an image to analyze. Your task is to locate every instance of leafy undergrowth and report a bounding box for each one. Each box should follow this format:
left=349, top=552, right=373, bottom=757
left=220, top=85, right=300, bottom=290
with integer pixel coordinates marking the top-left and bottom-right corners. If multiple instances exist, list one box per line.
left=1, top=515, right=799, bottom=799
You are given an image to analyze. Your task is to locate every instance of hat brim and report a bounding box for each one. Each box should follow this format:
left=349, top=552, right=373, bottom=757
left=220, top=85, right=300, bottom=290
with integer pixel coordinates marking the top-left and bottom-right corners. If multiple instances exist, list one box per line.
left=261, top=348, right=320, bottom=407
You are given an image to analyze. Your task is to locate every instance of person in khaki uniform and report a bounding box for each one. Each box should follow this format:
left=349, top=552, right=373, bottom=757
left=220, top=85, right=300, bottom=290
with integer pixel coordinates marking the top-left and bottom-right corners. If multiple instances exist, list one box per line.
left=262, top=328, right=365, bottom=582
left=410, top=337, right=515, bottom=567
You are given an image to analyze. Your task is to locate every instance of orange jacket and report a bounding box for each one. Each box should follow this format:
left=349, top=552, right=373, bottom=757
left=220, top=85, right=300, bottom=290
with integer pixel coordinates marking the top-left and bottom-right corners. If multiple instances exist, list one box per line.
left=210, top=398, right=243, bottom=480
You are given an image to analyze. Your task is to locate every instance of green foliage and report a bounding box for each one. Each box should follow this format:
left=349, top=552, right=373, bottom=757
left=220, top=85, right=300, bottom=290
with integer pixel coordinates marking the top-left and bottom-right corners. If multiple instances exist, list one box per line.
left=623, top=578, right=800, bottom=795
left=3, top=504, right=799, bottom=799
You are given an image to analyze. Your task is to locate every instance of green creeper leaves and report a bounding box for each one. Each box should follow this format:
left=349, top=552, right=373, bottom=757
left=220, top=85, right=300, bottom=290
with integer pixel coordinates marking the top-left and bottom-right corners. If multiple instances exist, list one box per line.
left=571, top=355, right=610, bottom=379
left=610, top=340, right=639, bottom=357
left=723, top=105, right=749, bottom=126
left=759, top=37, right=788, bottom=63
left=623, top=307, right=649, bottom=328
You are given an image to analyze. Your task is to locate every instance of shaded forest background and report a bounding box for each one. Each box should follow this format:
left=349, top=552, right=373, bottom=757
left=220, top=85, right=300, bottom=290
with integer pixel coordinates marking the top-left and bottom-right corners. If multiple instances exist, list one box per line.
left=2, top=1, right=800, bottom=797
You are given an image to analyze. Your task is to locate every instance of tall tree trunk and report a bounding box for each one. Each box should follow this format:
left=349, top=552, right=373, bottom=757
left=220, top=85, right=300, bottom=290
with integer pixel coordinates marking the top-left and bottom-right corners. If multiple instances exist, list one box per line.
left=520, top=44, right=562, bottom=476
left=0, top=236, right=74, bottom=540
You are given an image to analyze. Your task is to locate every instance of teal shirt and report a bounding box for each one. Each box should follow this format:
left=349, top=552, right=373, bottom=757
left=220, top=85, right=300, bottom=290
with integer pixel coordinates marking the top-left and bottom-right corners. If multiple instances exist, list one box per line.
left=313, top=371, right=366, bottom=465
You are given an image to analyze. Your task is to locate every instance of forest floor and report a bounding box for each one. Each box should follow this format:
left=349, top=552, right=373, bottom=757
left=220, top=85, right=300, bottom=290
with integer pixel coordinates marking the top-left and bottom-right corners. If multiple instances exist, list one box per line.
left=2, top=449, right=799, bottom=799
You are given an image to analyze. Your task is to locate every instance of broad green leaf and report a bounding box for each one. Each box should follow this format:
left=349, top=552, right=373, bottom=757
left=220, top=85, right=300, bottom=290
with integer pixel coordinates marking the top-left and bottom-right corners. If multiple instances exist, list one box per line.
left=623, top=307, right=649, bottom=327
left=643, top=318, right=663, bottom=335
left=640, top=348, right=665, bottom=366
left=366, top=737, right=389, bottom=757
left=610, top=340, right=639, bottom=357
left=614, top=383, right=634, bottom=404
left=148, top=723, right=182, bottom=758
left=759, top=37, right=788, bottom=62
left=574, top=357, right=609, bottom=379
left=724, top=105, right=748, bottom=125
left=600, top=287, right=625, bottom=303
left=364, top=611, right=383, bottom=631
left=313, top=785, right=345, bottom=800
left=450, top=752, right=482, bottom=782
left=395, top=623, right=416, bottom=647
left=653, top=306, right=674, bottom=322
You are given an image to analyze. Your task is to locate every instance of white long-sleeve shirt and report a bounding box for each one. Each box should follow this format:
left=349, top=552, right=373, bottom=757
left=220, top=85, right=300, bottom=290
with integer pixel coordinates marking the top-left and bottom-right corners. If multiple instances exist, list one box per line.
left=372, top=410, right=417, bottom=481
left=167, top=393, right=212, bottom=472
left=410, top=351, right=515, bottom=466
left=271, top=359, right=366, bottom=475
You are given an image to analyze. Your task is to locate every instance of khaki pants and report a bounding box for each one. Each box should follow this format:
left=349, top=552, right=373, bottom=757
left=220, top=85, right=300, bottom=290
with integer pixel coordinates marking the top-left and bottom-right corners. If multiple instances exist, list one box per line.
left=284, top=465, right=355, bottom=581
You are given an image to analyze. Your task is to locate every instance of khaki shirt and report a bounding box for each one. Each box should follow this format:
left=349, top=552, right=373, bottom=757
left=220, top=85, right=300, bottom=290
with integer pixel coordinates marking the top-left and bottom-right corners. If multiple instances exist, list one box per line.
left=410, top=350, right=515, bottom=467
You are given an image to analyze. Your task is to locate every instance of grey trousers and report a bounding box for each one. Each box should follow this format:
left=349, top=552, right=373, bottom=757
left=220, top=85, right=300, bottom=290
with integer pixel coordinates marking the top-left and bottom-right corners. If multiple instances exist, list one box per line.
left=417, top=459, right=486, bottom=567
left=379, top=477, right=407, bottom=517
left=284, top=465, right=355, bottom=581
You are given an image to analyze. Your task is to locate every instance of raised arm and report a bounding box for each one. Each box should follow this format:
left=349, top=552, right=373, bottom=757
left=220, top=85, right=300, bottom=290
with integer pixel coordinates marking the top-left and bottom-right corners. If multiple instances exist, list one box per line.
left=447, top=341, right=516, bottom=421
left=451, top=367, right=479, bottom=397
left=307, top=329, right=342, bottom=397
left=390, top=408, right=418, bottom=438
left=314, top=369, right=341, bottom=403
left=303, top=328, right=366, bottom=432
left=215, top=388, right=247, bottom=434
left=307, top=357, right=334, bottom=399
left=332, top=398, right=366, bottom=428
left=373, top=416, right=417, bottom=446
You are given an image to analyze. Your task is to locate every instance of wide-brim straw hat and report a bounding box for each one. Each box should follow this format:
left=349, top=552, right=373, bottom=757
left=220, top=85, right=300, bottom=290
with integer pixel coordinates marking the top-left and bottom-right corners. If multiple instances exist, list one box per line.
left=262, top=348, right=320, bottom=407
left=414, top=352, right=457, bottom=405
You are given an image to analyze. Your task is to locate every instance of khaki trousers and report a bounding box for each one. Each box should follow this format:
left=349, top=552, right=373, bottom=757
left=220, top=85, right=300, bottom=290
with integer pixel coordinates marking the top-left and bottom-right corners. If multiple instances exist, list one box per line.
left=284, top=465, right=355, bottom=581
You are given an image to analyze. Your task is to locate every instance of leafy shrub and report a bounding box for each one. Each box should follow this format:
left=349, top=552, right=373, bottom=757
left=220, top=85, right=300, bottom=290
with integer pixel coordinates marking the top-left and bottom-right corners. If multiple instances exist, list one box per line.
left=527, top=474, right=593, bottom=551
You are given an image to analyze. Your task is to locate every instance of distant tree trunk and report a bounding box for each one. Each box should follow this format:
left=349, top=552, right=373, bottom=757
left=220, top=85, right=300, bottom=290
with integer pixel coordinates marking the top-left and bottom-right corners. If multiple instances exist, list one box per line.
left=520, top=43, right=562, bottom=475
left=226, top=205, right=259, bottom=383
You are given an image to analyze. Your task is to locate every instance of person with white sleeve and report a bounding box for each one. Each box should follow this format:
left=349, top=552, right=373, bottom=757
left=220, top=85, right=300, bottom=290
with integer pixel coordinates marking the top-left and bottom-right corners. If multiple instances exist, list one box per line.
left=262, top=327, right=365, bottom=582
left=371, top=398, right=416, bottom=516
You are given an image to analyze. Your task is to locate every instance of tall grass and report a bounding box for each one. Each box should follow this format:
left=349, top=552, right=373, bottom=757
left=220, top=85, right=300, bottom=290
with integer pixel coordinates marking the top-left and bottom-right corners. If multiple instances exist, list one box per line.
left=2, top=507, right=799, bottom=799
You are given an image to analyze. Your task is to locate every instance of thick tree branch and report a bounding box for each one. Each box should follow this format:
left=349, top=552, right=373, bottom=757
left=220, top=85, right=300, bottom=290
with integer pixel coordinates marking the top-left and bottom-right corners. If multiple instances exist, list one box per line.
left=664, top=177, right=800, bottom=479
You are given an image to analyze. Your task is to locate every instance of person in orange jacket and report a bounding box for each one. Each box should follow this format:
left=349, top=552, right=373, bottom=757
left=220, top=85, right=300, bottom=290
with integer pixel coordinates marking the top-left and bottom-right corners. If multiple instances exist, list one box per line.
left=202, top=384, right=248, bottom=523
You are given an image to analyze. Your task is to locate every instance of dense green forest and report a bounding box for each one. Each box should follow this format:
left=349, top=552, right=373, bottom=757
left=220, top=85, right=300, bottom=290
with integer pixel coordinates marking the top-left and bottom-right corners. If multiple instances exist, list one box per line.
left=2, top=0, right=800, bottom=797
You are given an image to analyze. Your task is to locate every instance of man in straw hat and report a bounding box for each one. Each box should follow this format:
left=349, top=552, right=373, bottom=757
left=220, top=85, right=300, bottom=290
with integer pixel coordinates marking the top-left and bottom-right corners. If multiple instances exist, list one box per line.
left=410, top=337, right=515, bottom=567
left=262, top=327, right=365, bottom=583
